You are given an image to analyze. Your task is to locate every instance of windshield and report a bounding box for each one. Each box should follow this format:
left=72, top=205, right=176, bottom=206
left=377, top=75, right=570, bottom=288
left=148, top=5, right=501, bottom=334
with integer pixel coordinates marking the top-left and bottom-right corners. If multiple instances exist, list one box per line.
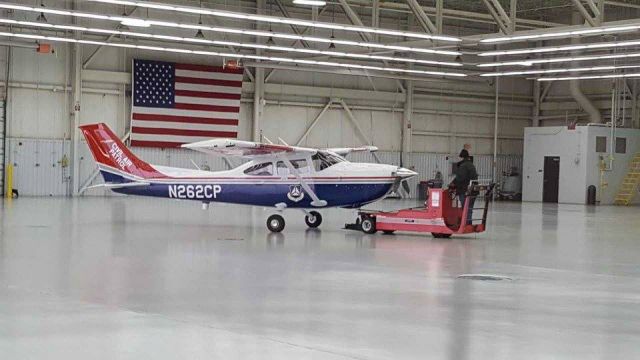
left=312, top=151, right=345, bottom=171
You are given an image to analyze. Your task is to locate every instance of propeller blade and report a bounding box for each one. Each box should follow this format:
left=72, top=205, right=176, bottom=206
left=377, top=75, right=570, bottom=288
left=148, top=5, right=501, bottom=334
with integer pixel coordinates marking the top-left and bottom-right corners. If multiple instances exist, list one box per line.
left=401, top=179, right=411, bottom=195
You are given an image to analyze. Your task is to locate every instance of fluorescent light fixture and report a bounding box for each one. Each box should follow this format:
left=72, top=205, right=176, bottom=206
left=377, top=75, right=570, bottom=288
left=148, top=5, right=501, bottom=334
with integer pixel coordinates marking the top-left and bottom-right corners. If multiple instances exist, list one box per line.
left=477, top=51, right=640, bottom=67
left=538, top=73, right=640, bottom=81
left=87, top=0, right=461, bottom=42
left=120, top=18, right=150, bottom=27
left=0, top=19, right=462, bottom=67
left=0, top=31, right=467, bottom=77
left=293, top=0, right=326, bottom=5
left=480, top=24, right=640, bottom=44
left=479, top=39, right=640, bottom=57
left=480, top=64, right=640, bottom=77
left=0, top=3, right=461, bottom=56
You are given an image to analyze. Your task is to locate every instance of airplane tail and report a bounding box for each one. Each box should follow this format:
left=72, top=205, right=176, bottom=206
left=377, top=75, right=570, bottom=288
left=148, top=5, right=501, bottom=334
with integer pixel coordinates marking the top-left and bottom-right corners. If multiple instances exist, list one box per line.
left=79, top=123, right=163, bottom=182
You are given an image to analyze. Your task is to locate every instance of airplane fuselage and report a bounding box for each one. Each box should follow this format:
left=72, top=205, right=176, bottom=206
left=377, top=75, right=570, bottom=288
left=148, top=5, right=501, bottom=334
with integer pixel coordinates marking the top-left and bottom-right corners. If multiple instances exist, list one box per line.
left=100, top=160, right=400, bottom=209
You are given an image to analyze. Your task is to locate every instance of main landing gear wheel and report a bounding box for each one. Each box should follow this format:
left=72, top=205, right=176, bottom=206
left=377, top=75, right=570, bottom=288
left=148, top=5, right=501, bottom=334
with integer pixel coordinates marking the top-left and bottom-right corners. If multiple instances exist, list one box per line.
left=304, top=211, right=322, bottom=228
left=267, top=214, right=285, bottom=233
left=361, top=216, right=377, bottom=234
left=432, top=233, right=451, bottom=238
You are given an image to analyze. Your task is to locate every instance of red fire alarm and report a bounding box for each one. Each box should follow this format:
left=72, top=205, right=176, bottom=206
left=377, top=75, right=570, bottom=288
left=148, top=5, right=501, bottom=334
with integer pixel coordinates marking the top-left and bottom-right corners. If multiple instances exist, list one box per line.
left=37, top=43, right=52, bottom=54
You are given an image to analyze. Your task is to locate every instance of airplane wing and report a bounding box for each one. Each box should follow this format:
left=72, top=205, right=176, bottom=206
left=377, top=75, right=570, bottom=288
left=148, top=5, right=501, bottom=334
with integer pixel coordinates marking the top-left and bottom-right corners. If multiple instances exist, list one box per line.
left=182, top=139, right=315, bottom=158
left=326, top=146, right=378, bottom=156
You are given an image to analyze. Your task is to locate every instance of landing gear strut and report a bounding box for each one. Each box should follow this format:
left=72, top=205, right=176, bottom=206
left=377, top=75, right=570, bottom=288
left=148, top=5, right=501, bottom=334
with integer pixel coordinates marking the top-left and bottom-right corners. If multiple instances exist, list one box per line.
left=267, top=214, right=285, bottom=233
left=304, top=211, right=322, bottom=228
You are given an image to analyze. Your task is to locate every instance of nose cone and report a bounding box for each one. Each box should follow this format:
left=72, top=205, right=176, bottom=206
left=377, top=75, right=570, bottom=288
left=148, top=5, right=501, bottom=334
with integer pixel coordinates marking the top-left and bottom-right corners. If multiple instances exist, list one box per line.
left=394, top=167, right=418, bottom=179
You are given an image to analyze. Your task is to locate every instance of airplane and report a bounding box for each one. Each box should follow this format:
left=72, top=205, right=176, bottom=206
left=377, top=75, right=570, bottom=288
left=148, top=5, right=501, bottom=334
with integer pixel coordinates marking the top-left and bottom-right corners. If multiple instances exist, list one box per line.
left=80, top=123, right=417, bottom=232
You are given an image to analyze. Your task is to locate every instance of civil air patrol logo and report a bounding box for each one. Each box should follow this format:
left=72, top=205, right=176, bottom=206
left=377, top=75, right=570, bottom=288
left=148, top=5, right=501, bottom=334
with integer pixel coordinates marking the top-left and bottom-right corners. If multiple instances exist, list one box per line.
left=287, top=184, right=304, bottom=202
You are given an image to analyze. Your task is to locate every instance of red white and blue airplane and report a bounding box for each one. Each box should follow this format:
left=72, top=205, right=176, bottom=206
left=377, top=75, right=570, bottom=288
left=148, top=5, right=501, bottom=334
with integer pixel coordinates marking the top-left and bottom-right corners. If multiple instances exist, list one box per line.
left=80, top=123, right=417, bottom=232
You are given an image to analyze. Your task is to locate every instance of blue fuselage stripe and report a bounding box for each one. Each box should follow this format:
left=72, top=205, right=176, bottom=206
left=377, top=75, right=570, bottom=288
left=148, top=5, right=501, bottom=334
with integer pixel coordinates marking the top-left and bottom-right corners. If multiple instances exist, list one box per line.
left=102, top=170, right=393, bottom=208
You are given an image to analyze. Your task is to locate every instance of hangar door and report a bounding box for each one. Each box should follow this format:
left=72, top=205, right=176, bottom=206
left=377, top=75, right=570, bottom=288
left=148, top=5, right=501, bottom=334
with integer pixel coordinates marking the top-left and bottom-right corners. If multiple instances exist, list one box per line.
left=543, top=156, right=560, bottom=203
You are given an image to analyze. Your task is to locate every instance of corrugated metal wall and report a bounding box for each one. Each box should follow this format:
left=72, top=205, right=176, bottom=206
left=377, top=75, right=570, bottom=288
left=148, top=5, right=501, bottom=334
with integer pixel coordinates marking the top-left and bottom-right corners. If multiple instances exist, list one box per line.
left=9, top=137, right=523, bottom=198
left=6, top=138, right=70, bottom=196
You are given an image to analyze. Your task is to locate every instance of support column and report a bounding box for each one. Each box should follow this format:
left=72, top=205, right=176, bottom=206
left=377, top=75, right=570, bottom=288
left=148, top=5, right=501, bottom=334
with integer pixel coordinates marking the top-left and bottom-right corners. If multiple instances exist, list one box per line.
left=632, top=79, right=638, bottom=129
left=372, top=0, right=380, bottom=42
left=401, top=78, right=413, bottom=167
left=493, top=78, right=499, bottom=184
left=252, top=0, right=265, bottom=142
left=252, top=68, right=264, bottom=142
left=509, top=0, right=517, bottom=33
left=435, top=0, right=443, bottom=34
left=532, top=78, right=541, bottom=127
left=71, top=42, right=82, bottom=196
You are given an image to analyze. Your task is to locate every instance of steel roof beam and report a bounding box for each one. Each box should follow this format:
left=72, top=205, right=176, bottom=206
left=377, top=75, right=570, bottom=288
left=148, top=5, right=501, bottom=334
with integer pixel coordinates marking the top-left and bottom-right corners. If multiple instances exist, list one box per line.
left=405, top=0, right=437, bottom=34
left=571, top=0, right=600, bottom=26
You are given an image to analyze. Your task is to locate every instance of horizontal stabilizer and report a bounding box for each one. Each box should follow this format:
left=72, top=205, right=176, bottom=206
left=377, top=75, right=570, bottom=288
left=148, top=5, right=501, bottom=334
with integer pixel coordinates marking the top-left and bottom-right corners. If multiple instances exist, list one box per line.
left=85, top=182, right=151, bottom=190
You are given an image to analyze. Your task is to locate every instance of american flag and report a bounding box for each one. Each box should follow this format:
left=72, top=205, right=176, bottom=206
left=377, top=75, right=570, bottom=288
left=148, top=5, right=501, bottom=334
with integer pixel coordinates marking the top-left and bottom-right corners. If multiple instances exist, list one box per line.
left=130, top=59, right=243, bottom=148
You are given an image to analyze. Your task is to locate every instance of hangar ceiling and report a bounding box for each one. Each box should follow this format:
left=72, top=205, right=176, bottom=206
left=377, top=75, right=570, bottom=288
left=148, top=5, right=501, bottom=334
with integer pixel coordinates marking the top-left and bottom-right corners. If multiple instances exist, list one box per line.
left=1, top=0, right=640, bottom=84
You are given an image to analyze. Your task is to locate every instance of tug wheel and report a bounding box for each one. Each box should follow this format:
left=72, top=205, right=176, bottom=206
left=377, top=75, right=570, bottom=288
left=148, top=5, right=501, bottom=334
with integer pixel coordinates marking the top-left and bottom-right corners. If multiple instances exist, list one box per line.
left=305, top=211, right=322, bottom=228
left=267, top=214, right=285, bottom=233
left=432, top=233, right=451, bottom=239
left=361, top=216, right=377, bottom=234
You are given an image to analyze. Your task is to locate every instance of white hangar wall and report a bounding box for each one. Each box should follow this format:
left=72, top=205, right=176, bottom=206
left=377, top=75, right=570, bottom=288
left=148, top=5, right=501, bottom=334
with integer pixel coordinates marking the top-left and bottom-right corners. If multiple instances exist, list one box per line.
left=0, top=3, right=531, bottom=197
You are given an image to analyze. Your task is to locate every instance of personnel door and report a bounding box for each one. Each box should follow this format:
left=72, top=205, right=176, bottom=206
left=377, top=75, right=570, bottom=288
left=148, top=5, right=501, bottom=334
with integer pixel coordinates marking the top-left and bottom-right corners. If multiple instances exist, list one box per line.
left=543, top=156, right=560, bottom=203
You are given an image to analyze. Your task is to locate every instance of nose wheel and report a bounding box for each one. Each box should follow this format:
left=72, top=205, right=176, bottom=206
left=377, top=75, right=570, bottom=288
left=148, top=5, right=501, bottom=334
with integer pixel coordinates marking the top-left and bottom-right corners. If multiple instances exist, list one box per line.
left=267, top=214, right=285, bottom=233
left=304, top=211, right=322, bottom=228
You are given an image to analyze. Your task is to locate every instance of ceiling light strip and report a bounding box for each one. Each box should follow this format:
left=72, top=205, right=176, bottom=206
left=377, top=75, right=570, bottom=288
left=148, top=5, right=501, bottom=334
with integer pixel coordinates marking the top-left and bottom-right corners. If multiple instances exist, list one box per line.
left=479, top=39, right=640, bottom=57
left=0, top=19, right=461, bottom=67
left=87, top=0, right=461, bottom=42
left=538, top=73, right=640, bottom=81
left=477, top=51, right=640, bottom=68
left=0, top=31, right=466, bottom=77
left=0, top=3, right=460, bottom=56
left=480, top=24, right=640, bottom=44
left=480, top=64, right=640, bottom=77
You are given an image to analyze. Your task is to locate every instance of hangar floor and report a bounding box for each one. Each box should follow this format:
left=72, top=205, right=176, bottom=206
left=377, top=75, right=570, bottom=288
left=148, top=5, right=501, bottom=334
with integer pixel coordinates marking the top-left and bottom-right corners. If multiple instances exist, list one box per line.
left=1, top=197, right=639, bottom=359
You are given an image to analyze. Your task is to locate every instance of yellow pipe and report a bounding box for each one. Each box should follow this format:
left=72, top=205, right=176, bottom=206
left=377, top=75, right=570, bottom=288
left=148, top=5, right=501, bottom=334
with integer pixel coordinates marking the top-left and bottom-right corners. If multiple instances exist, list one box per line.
left=5, top=163, right=12, bottom=199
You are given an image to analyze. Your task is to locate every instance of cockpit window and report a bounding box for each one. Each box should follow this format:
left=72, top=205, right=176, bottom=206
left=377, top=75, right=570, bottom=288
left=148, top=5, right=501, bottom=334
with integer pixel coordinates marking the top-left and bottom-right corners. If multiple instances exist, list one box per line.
left=244, top=162, right=274, bottom=176
left=312, top=151, right=345, bottom=171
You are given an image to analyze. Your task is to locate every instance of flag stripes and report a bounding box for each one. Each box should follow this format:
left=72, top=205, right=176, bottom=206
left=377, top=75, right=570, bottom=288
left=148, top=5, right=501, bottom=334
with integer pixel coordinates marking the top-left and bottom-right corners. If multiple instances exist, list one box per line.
left=130, top=59, right=242, bottom=148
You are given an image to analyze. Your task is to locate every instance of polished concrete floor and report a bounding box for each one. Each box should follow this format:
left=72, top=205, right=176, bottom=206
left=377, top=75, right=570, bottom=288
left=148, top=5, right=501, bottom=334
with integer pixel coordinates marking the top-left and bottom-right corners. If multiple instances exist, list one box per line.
left=1, top=197, right=639, bottom=359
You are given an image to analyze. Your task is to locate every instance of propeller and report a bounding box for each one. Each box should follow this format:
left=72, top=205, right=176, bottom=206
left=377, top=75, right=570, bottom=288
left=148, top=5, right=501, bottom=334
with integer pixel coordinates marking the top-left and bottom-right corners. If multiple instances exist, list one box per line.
left=391, top=167, right=417, bottom=198
left=401, top=179, right=411, bottom=195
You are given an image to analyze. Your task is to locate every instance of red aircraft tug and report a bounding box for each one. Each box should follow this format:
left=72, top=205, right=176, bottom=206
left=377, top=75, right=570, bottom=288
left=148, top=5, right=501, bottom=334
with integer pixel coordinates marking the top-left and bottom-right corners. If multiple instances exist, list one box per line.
left=345, top=183, right=494, bottom=238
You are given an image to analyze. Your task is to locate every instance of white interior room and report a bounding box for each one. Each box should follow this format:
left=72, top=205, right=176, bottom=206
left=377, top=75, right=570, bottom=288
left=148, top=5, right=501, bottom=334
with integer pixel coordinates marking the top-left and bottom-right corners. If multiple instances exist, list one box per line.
left=1, top=1, right=640, bottom=359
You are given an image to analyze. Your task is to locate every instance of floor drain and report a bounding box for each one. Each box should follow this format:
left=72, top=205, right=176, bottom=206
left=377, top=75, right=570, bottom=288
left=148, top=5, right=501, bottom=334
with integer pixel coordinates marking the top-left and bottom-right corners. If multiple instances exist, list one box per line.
left=457, top=274, right=513, bottom=281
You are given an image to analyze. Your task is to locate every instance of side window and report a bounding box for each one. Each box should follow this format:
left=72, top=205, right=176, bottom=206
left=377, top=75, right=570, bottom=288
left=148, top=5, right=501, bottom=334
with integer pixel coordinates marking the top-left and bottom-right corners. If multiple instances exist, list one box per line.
left=595, top=136, right=607, bottom=153
left=276, top=161, right=289, bottom=176
left=615, top=137, right=626, bottom=154
left=291, top=159, right=310, bottom=174
left=244, top=162, right=274, bottom=176
left=276, top=159, right=310, bottom=176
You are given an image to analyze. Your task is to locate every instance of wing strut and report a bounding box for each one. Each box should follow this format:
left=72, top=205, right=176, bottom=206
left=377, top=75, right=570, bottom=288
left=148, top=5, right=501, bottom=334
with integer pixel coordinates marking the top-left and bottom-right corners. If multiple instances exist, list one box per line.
left=278, top=156, right=327, bottom=207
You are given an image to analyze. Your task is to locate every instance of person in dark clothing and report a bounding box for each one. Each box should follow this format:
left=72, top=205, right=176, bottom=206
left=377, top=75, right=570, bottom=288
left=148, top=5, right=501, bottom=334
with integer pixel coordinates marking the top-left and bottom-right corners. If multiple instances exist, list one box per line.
left=451, top=149, right=478, bottom=225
